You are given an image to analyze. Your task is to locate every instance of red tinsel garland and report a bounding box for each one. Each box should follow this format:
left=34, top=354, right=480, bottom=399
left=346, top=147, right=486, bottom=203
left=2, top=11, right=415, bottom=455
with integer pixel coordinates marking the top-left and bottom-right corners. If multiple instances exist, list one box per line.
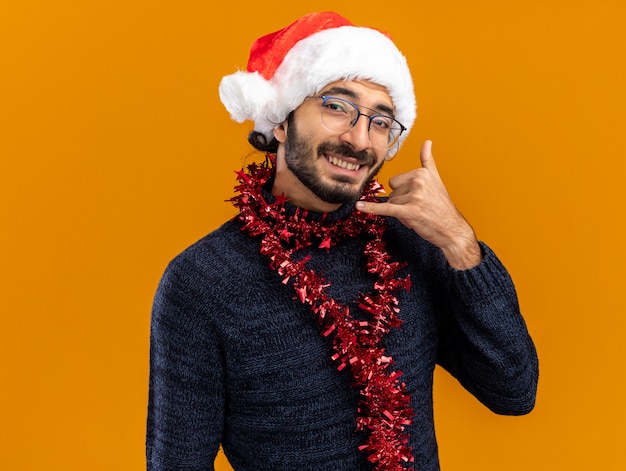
left=230, top=157, right=416, bottom=470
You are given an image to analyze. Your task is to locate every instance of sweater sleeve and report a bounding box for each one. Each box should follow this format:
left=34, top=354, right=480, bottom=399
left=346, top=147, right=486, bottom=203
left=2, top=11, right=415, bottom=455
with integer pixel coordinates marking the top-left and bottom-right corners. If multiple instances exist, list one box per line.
left=146, top=255, right=225, bottom=470
left=435, top=242, right=539, bottom=415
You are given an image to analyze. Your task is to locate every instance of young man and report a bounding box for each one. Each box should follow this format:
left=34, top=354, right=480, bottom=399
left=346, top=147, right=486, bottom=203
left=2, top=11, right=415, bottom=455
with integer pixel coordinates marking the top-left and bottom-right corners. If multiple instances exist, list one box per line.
left=146, top=11, right=538, bottom=471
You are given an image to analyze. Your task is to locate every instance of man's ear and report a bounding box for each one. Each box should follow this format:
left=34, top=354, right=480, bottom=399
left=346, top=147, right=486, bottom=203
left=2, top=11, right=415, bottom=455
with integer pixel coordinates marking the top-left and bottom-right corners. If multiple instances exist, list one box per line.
left=273, top=121, right=287, bottom=143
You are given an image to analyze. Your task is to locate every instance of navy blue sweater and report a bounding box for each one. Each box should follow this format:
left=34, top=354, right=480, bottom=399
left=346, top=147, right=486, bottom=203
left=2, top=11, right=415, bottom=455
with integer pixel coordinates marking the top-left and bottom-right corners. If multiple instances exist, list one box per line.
left=147, top=202, right=538, bottom=470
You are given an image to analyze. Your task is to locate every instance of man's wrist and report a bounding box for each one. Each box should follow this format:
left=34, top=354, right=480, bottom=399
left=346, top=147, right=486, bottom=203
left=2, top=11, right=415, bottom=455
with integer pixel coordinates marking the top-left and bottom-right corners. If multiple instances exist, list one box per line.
left=442, top=237, right=482, bottom=270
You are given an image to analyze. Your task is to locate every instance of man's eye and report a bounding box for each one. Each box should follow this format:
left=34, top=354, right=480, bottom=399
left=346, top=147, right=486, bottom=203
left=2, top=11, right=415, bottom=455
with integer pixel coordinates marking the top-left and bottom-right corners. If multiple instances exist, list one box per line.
left=325, top=101, right=348, bottom=113
left=371, top=116, right=392, bottom=130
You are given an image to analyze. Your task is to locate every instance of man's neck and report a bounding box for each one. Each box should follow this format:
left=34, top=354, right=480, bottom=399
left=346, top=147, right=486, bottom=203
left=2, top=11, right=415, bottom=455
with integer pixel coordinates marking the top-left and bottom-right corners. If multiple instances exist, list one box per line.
left=271, top=172, right=342, bottom=213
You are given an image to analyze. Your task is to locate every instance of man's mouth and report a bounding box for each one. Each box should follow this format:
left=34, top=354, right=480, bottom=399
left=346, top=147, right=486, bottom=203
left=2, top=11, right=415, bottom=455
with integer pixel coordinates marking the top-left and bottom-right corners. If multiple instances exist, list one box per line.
left=326, top=154, right=363, bottom=171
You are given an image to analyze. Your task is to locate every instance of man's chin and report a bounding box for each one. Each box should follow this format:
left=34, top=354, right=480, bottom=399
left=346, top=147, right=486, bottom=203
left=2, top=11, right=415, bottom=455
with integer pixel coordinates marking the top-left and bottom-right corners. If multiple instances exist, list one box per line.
left=312, top=181, right=366, bottom=206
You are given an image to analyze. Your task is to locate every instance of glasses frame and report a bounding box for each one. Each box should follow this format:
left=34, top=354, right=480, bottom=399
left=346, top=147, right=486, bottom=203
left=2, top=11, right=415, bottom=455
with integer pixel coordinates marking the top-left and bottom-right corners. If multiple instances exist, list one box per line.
left=306, top=95, right=407, bottom=150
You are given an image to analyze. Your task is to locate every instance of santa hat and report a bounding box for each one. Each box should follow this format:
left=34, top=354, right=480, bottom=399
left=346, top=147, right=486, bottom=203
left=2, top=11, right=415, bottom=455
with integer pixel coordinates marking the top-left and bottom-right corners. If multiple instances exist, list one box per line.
left=218, top=11, right=416, bottom=155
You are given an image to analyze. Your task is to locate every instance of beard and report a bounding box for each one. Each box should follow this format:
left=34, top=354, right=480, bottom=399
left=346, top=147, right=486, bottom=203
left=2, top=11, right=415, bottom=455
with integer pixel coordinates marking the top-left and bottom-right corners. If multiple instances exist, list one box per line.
left=283, top=122, right=385, bottom=205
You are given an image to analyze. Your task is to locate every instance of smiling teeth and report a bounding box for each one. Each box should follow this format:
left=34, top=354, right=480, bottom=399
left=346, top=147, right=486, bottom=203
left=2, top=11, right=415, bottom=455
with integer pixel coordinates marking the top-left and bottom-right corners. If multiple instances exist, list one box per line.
left=328, top=155, right=361, bottom=171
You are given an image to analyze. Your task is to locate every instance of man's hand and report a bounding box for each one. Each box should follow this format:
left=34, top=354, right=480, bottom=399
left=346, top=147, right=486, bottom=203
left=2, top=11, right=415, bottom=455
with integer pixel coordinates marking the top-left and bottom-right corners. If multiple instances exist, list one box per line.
left=356, top=140, right=482, bottom=269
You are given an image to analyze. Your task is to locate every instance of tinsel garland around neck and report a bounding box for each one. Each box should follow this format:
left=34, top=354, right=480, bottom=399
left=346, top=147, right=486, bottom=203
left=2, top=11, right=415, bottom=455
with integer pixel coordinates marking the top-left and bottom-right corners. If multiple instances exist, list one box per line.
left=230, top=156, right=416, bottom=470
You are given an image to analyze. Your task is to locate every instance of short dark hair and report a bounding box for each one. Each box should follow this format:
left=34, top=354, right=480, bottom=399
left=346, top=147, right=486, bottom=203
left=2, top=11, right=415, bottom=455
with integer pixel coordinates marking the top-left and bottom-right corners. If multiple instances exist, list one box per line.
left=247, top=130, right=279, bottom=154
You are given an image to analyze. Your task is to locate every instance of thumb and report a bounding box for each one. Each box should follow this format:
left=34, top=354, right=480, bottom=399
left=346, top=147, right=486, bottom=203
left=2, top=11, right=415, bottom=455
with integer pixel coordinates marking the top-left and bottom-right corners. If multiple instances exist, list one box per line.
left=420, top=140, right=437, bottom=170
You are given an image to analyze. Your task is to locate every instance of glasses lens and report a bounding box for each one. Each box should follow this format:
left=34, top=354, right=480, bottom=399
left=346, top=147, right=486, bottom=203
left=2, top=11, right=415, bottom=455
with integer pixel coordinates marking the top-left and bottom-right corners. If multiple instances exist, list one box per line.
left=386, top=125, right=403, bottom=148
left=319, top=96, right=404, bottom=150
left=369, top=116, right=403, bottom=149
left=319, top=97, right=356, bottom=134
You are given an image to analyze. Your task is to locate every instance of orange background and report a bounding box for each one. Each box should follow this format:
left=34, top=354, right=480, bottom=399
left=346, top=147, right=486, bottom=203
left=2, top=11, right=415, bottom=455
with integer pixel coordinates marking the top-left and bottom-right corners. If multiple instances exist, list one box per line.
left=1, top=1, right=625, bottom=470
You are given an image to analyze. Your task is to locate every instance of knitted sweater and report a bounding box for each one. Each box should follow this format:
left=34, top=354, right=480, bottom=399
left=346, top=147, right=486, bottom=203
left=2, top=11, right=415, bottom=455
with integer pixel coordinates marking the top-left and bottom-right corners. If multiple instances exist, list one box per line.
left=146, top=201, right=538, bottom=471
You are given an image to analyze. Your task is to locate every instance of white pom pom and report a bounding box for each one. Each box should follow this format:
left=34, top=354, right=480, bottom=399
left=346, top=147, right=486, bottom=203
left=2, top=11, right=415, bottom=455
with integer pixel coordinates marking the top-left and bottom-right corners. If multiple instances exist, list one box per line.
left=218, top=71, right=276, bottom=124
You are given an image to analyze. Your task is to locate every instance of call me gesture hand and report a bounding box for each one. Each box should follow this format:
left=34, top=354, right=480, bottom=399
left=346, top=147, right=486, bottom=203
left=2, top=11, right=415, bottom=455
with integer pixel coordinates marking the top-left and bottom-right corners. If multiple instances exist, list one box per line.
left=356, top=140, right=482, bottom=270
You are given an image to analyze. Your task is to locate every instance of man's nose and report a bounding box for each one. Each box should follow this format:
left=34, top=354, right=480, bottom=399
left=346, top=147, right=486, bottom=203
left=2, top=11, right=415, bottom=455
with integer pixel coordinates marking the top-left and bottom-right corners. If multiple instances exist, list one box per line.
left=339, top=115, right=372, bottom=151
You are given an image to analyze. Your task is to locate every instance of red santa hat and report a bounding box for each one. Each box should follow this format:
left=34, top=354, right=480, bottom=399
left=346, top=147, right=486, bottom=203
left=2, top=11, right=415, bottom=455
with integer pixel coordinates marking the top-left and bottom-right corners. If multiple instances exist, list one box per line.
left=218, top=11, right=416, bottom=156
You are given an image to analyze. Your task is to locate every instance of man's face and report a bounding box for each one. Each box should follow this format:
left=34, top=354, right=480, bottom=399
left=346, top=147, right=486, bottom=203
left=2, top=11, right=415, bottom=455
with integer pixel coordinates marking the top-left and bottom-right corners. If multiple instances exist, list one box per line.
left=274, top=80, right=394, bottom=211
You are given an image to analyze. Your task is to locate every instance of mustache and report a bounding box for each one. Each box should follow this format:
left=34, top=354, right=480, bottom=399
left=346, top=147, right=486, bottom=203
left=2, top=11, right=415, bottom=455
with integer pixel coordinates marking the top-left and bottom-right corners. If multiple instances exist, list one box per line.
left=317, top=142, right=376, bottom=166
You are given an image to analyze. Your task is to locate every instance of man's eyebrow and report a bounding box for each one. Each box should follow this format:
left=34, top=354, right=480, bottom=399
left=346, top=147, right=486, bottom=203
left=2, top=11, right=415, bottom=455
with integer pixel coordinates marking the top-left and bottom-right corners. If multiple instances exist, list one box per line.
left=319, top=86, right=396, bottom=117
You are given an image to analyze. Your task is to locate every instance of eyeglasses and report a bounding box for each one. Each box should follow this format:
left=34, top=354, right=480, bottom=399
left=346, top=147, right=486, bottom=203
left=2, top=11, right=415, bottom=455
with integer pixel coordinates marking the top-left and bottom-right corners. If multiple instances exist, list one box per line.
left=306, top=95, right=406, bottom=150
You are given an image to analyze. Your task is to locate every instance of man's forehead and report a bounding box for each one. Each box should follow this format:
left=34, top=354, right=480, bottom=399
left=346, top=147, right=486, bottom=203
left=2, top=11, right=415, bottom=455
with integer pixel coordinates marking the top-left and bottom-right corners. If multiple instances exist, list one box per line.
left=318, top=79, right=391, bottom=96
